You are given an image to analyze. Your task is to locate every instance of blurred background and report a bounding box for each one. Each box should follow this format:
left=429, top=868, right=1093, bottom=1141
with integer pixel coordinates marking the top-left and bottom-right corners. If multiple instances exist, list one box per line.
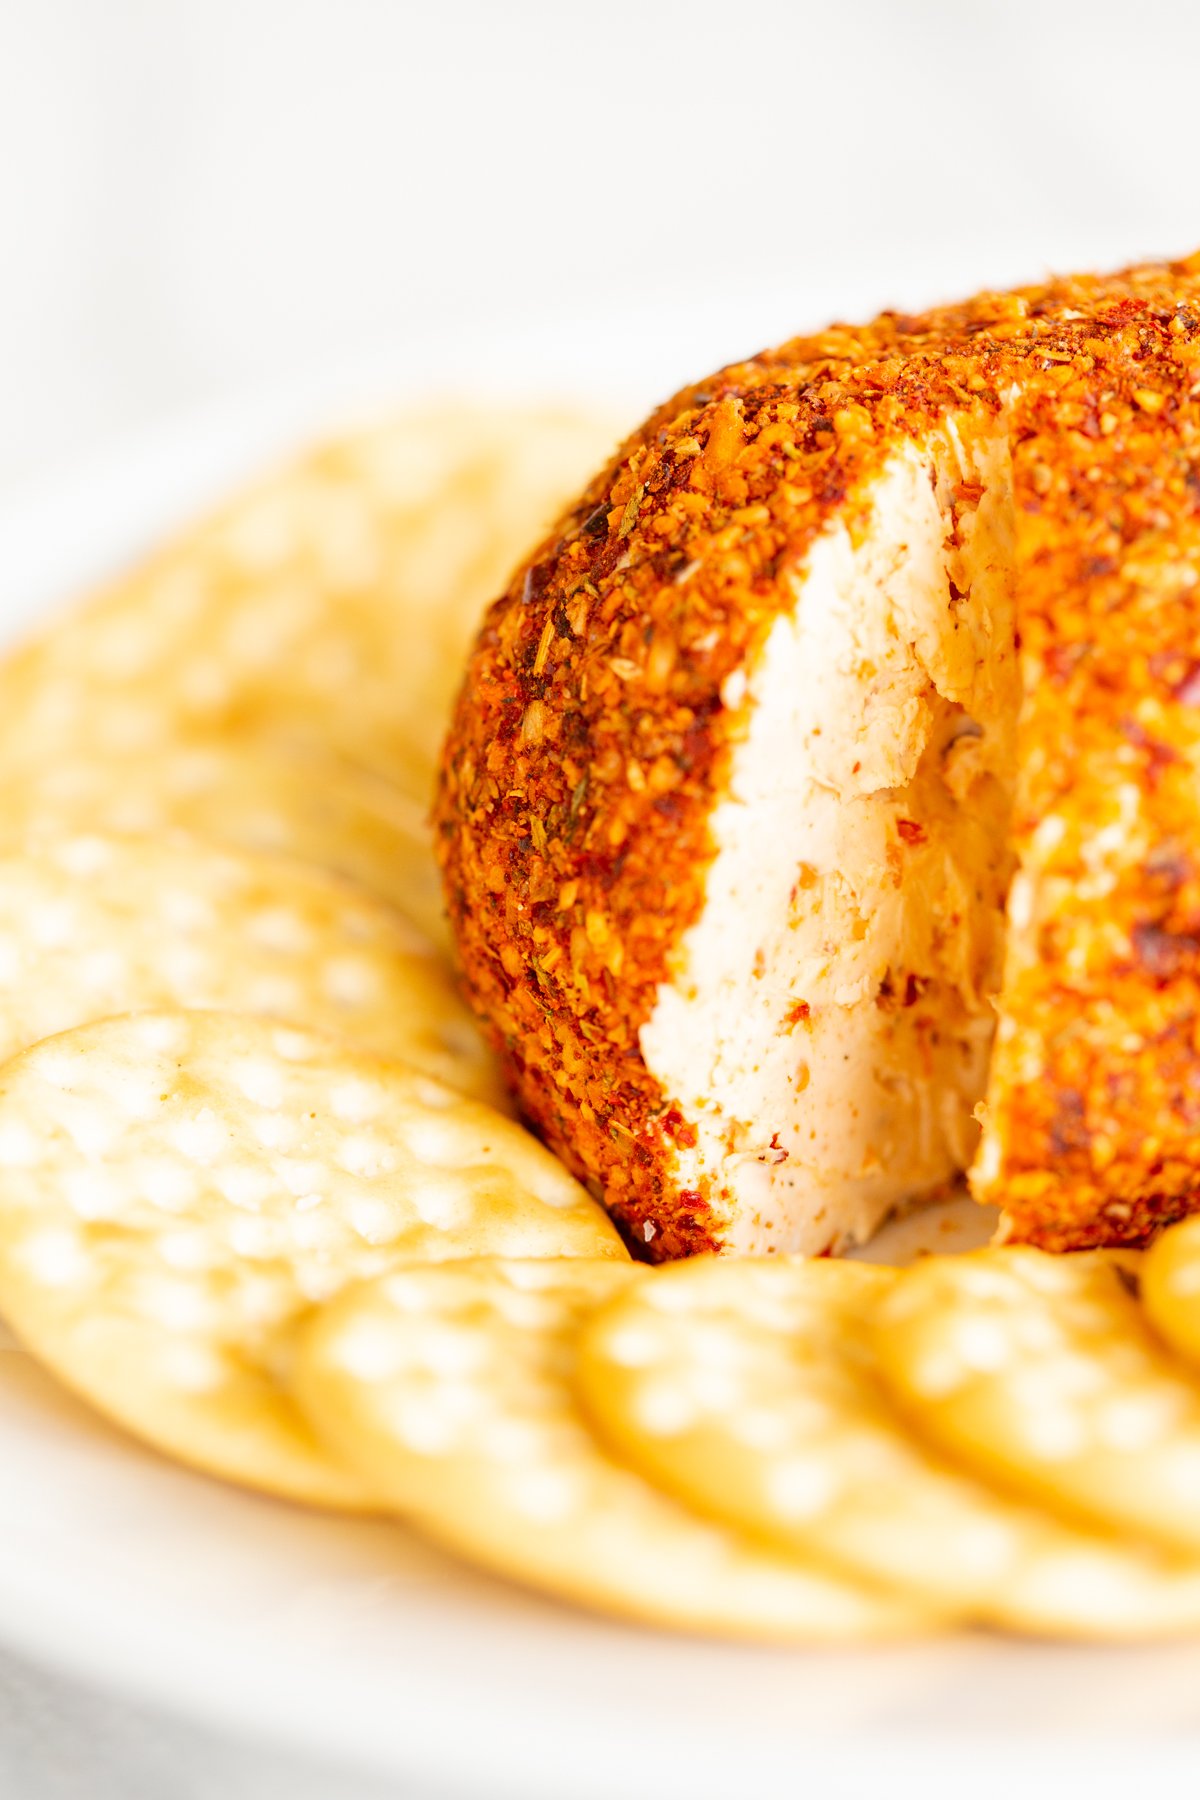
left=3, top=0, right=1199, bottom=498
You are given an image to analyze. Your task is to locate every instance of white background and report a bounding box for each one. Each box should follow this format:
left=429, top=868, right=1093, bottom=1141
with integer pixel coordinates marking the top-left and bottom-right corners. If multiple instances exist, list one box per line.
left=2, top=3, right=1200, bottom=1794
left=4, top=0, right=1200, bottom=495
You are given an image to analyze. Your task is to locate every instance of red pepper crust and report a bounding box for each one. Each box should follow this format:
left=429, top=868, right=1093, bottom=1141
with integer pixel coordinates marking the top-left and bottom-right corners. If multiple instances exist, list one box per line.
left=435, top=253, right=1200, bottom=1259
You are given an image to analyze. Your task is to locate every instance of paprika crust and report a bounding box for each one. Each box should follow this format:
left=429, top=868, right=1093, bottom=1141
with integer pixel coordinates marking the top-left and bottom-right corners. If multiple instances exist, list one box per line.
left=436, top=253, right=1200, bottom=1260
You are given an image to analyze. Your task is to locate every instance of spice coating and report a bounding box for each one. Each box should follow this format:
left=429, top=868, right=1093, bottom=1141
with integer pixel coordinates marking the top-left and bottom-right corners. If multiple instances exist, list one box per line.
left=436, top=254, right=1200, bottom=1258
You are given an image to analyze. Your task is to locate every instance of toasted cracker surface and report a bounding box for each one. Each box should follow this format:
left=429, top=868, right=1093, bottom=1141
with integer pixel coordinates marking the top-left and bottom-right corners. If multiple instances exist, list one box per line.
left=0, top=831, right=505, bottom=1103
left=0, top=1012, right=623, bottom=1504
left=579, top=1253, right=1200, bottom=1636
left=874, top=1247, right=1200, bottom=1558
left=294, top=1256, right=932, bottom=1638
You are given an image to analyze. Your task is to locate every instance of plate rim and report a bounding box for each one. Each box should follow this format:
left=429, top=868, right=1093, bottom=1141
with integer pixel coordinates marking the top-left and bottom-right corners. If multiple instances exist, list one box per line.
left=0, top=349, right=1198, bottom=1799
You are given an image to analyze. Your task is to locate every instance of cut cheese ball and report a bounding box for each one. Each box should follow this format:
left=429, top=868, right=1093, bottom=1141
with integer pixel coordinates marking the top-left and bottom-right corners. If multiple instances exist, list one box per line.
left=1143, top=1217, right=1200, bottom=1367
left=0, top=832, right=503, bottom=1105
left=873, top=1248, right=1200, bottom=1558
left=0, top=1013, right=624, bottom=1505
left=577, top=1255, right=1200, bottom=1637
left=293, top=1258, right=932, bottom=1639
left=0, top=731, right=447, bottom=948
left=0, top=407, right=620, bottom=788
left=437, top=254, right=1200, bottom=1257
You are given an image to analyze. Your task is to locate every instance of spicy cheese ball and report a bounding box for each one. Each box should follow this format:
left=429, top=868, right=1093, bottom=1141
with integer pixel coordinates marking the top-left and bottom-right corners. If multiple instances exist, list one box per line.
left=436, top=254, right=1200, bottom=1260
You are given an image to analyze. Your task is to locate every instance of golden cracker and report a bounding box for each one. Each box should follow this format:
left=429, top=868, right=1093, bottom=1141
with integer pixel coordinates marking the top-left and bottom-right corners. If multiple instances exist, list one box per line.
left=1142, top=1217, right=1200, bottom=1368
left=0, top=831, right=500, bottom=1104
left=874, top=1247, right=1200, bottom=1558
left=0, top=407, right=619, bottom=784
left=292, top=1257, right=932, bottom=1640
left=0, top=1013, right=624, bottom=1506
left=0, top=732, right=447, bottom=948
left=577, top=1255, right=1200, bottom=1637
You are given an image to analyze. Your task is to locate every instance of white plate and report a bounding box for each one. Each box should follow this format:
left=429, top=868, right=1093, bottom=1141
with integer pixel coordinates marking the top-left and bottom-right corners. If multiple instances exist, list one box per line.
left=1, top=341, right=1199, bottom=1800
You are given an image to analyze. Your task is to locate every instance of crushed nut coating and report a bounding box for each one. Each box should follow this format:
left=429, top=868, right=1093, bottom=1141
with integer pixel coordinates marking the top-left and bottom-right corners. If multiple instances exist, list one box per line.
left=436, top=253, right=1200, bottom=1259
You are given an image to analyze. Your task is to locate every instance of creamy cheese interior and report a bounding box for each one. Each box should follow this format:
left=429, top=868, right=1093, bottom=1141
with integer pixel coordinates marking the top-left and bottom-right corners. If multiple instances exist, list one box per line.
left=640, top=427, right=1020, bottom=1253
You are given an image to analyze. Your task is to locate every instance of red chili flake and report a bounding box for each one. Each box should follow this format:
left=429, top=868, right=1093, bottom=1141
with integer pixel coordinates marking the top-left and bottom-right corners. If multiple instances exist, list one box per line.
left=896, top=819, right=927, bottom=845
left=660, top=1107, right=698, bottom=1149
left=1122, top=718, right=1182, bottom=787
left=1131, top=921, right=1200, bottom=981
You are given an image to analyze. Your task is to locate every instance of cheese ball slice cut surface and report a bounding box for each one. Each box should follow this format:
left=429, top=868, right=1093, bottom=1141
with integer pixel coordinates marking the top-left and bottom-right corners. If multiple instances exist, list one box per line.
left=443, top=418, right=1019, bottom=1257
left=577, top=1255, right=1200, bottom=1637
left=0, top=1013, right=624, bottom=1506
left=0, top=831, right=503, bottom=1106
left=873, top=1247, right=1200, bottom=1557
left=293, top=1257, right=932, bottom=1640
left=0, top=731, right=447, bottom=948
left=636, top=429, right=1018, bottom=1253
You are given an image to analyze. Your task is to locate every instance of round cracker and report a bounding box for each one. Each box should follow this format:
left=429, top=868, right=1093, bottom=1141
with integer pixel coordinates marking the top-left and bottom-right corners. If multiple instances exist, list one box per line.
left=293, top=1257, right=931, bottom=1640
left=0, top=1012, right=624, bottom=1506
left=0, top=407, right=619, bottom=784
left=0, top=732, right=447, bottom=948
left=874, top=1247, right=1200, bottom=1558
left=576, top=1255, right=1200, bottom=1638
left=1141, top=1217, right=1200, bottom=1369
left=0, top=831, right=500, bottom=1106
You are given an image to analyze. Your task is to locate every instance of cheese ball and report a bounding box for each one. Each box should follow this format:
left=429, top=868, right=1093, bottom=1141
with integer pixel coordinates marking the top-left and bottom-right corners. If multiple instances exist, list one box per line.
left=437, top=254, right=1200, bottom=1260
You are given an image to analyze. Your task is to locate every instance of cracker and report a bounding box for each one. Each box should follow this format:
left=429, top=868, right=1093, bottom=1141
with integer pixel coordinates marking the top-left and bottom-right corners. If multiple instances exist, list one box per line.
left=1141, top=1217, right=1200, bottom=1368
left=577, top=1255, right=1200, bottom=1637
left=0, top=407, right=619, bottom=784
left=0, top=831, right=499, bottom=1104
left=292, top=1257, right=931, bottom=1640
left=0, top=1012, right=624, bottom=1505
left=0, top=732, right=447, bottom=947
left=874, top=1247, right=1200, bottom=1558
